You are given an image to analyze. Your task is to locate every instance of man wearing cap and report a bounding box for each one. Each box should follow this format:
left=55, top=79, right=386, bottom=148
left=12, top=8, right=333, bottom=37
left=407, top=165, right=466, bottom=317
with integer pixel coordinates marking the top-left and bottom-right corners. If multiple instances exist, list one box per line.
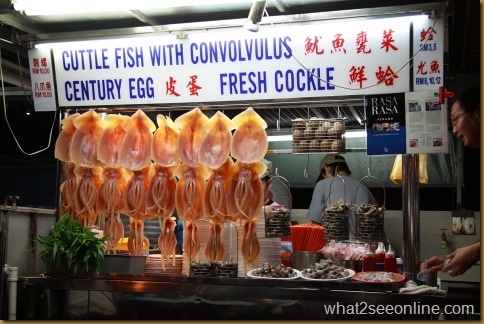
left=307, top=154, right=377, bottom=238
left=315, top=154, right=350, bottom=182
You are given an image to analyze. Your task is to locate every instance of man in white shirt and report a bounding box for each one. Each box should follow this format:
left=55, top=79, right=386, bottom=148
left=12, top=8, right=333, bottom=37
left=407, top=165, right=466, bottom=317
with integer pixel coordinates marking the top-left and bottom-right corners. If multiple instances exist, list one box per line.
left=306, top=154, right=377, bottom=238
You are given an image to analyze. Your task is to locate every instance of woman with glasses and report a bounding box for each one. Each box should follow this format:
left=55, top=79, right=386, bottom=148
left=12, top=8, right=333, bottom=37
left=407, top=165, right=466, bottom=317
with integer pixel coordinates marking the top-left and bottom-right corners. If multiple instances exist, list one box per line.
left=421, top=85, right=480, bottom=277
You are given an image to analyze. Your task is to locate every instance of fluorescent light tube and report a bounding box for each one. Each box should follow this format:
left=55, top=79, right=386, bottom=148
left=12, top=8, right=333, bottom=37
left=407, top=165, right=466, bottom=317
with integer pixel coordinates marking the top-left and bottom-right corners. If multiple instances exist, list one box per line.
left=13, top=0, right=251, bottom=15
left=343, top=130, right=366, bottom=138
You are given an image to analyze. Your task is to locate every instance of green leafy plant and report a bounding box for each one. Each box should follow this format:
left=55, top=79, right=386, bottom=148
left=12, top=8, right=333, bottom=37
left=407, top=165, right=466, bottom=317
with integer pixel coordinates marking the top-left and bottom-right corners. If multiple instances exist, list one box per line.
left=31, top=213, right=107, bottom=274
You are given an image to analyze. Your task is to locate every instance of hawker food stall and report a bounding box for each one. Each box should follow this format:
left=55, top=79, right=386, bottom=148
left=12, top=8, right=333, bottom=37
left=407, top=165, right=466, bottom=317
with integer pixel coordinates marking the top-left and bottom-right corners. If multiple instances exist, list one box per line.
left=0, top=0, right=480, bottom=320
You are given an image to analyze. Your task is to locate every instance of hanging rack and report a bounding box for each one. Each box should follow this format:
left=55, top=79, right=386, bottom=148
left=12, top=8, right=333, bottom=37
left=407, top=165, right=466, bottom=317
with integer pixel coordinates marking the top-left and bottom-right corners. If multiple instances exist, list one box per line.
left=353, top=156, right=387, bottom=242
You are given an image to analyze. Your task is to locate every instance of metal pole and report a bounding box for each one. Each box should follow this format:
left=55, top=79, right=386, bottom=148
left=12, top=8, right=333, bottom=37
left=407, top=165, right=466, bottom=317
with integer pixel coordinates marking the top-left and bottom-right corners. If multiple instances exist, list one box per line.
left=402, top=154, right=420, bottom=282
left=54, top=110, right=68, bottom=220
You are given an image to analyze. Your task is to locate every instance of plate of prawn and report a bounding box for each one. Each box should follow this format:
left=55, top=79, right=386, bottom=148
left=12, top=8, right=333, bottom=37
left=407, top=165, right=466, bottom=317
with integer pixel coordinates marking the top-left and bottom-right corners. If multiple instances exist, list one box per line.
left=352, top=271, right=405, bottom=283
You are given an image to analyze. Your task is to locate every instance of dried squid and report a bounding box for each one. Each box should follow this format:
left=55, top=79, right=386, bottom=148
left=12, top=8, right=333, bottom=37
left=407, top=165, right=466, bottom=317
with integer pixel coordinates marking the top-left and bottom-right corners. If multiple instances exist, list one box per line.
left=175, top=163, right=209, bottom=262
left=98, top=167, right=130, bottom=254
left=151, top=114, right=181, bottom=167
left=150, top=114, right=181, bottom=265
left=128, top=218, right=150, bottom=256
left=205, top=221, right=224, bottom=262
left=240, top=217, right=261, bottom=267
left=226, top=160, right=266, bottom=221
left=96, top=114, right=130, bottom=253
left=125, top=165, right=152, bottom=220
left=118, top=109, right=156, bottom=171
left=183, top=221, right=201, bottom=262
left=198, top=111, right=234, bottom=169
left=175, top=108, right=209, bottom=167
left=201, top=157, right=236, bottom=261
left=54, top=113, right=80, bottom=163
left=175, top=164, right=210, bottom=223
left=59, top=162, right=79, bottom=217
left=202, top=156, right=236, bottom=224
left=97, top=114, right=129, bottom=168
left=146, top=165, right=177, bottom=219
left=70, top=109, right=107, bottom=168
left=125, top=165, right=153, bottom=255
left=226, top=160, right=266, bottom=270
left=73, top=165, right=104, bottom=228
left=158, top=216, right=177, bottom=269
left=230, top=107, right=268, bottom=163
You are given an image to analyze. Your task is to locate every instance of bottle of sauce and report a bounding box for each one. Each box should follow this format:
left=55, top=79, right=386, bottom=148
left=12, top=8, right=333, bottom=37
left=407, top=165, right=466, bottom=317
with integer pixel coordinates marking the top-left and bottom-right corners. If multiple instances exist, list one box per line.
left=384, top=244, right=397, bottom=273
left=363, top=245, right=375, bottom=272
left=374, top=242, right=385, bottom=264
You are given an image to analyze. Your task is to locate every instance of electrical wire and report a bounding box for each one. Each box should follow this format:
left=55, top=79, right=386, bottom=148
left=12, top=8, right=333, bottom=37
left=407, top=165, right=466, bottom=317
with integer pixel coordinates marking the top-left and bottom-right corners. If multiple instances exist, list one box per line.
left=0, top=47, right=58, bottom=155
left=17, top=47, right=34, bottom=106
left=264, top=9, right=438, bottom=91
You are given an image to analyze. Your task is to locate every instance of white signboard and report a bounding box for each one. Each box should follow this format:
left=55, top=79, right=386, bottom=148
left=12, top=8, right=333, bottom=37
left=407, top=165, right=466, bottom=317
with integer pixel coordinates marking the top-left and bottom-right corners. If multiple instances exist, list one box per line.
left=412, top=18, right=444, bottom=92
left=28, top=48, right=56, bottom=111
left=48, top=16, right=442, bottom=107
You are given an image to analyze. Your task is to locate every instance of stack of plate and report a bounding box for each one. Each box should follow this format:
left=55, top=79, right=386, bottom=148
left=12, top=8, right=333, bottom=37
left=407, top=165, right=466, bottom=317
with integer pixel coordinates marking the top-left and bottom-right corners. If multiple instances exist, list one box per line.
left=144, top=254, right=183, bottom=275
left=232, top=211, right=282, bottom=277
left=181, top=220, right=238, bottom=276
left=180, top=211, right=282, bottom=277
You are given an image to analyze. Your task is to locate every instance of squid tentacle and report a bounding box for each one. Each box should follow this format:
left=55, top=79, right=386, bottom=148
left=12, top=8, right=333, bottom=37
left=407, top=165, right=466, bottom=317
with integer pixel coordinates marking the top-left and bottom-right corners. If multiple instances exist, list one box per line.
left=234, top=178, right=252, bottom=220
left=149, top=175, right=170, bottom=215
left=183, top=177, right=199, bottom=221
left=79, top=179, right=98, bottom=216
left=100, top=178, right=121, bottom=214
left=209, top=181, right=226, bottom=216
left=126, top=181, right=146, bottom=218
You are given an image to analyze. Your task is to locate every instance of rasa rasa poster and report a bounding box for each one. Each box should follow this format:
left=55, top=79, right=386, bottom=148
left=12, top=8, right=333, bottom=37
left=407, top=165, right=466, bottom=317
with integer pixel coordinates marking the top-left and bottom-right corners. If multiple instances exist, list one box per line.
left=365, top=91, right=449, bottom=156
left=365, top=92, right=406, bottom=155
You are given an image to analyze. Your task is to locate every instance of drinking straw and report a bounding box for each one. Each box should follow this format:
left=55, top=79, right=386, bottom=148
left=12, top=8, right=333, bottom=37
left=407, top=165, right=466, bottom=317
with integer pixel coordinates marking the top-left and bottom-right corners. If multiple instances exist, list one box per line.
left=290, top=224, right=326, bottom=251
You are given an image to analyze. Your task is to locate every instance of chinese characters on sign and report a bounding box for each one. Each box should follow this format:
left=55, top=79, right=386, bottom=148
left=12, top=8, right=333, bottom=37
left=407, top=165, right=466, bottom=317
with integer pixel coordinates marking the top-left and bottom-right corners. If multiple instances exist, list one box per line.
left=28, top=48, right=56, bottom=111
left=42, top=16, right=443, bottom=107
left=413, top=19, right=444, bottom=91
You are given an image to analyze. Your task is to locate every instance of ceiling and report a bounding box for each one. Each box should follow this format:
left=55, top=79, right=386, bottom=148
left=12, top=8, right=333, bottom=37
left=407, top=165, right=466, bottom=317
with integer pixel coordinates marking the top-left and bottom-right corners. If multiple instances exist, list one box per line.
left=0, top=0, right=454, bottom=131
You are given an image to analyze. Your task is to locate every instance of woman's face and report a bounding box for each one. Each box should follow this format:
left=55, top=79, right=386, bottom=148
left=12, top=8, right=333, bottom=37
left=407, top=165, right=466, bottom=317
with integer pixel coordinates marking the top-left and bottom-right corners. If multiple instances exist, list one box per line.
left=451, top=101, right=481, bottom=148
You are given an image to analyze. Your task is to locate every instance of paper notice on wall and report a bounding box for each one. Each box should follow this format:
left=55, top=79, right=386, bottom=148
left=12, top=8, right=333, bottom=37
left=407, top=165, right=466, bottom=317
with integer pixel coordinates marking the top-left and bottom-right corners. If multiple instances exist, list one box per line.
left=28, top=48, right=56, bottom=111
left=405, top=90, right=449, bottom=154
left=365, top=90, right=449, bottom=155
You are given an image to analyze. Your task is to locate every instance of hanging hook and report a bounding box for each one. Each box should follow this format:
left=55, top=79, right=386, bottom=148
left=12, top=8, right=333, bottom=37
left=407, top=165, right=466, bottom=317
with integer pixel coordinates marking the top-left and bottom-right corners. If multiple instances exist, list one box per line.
left=367, top=156, right=372, bottom=176
left=303, top=154, right=309, bottom=178
left=275, top=153, right=280, bottom=176
left=277, top=107, right=281, bottom=130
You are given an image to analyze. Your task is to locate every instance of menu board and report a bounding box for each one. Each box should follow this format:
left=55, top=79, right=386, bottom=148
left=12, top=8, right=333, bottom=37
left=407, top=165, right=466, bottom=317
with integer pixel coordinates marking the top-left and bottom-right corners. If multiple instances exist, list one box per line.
left=365, top=90, right=448, bottom=155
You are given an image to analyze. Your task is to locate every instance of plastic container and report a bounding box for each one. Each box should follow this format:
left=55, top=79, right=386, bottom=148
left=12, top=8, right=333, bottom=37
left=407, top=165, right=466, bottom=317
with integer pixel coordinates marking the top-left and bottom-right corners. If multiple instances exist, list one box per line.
left=363, top=245, right=376, bottom=272
left=383, top=244, right=397, bottom=273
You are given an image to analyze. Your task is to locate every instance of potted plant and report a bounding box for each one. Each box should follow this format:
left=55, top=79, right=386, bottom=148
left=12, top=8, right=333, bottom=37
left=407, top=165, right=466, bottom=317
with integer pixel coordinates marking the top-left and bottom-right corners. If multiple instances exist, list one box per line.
left=31, top=213, right=107, bottom=276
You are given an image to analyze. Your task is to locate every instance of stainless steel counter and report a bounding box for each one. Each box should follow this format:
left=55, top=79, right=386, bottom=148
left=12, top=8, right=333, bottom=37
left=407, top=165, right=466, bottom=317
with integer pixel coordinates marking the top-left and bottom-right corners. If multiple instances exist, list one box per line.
left=16, top=274, right=446, bottom=320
